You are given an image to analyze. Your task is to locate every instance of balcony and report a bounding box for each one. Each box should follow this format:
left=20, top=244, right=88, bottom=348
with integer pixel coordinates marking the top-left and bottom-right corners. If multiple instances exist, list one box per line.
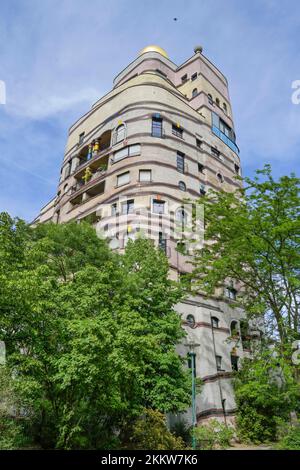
left=212, top=125, right=239, bottom=154
left=75, top=130, right=112, bottom=169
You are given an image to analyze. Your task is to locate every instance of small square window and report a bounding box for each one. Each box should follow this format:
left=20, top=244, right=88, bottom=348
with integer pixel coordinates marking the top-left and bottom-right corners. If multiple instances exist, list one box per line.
left=172, top=124, right=183, bottom=139
left=211, top=147, right=220, bottom=158
left=191, top=72, right=197, bottom=81
left=234, top=164, right=240, bottom=175
left=196, top=138, right=202, bottom=148
left=117, top=171, right=130, bottom=187
left=211, top=316, right=219, bottom=328
left=139, top=169, right=151, bottom=182
left=181, top=74, right=188, bottom=83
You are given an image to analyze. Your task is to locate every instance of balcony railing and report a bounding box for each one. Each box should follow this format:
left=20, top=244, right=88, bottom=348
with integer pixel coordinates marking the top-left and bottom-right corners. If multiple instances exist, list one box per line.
left=212, top=125, right=239, bottom=154
left=70, top=168, right=107, bottom=195
left=76, top=143, right=111, bottom=170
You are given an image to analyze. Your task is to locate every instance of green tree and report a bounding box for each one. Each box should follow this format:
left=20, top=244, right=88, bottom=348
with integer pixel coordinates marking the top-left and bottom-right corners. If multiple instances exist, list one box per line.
left=191, top=166, right=300, bottom=346
left=234, top=351, right=300, bottom=443
left=0, top=215, right=190, bottom=449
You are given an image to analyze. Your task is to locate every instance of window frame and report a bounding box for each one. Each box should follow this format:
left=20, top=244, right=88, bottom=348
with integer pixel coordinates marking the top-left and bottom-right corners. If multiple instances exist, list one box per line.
left=176, top=151, right=185, bottom=173
left=172, top=124, right=183, bottom=139
left=151, top=116, right=163, bottom=138
left=116, top=171, right=130, bottom=187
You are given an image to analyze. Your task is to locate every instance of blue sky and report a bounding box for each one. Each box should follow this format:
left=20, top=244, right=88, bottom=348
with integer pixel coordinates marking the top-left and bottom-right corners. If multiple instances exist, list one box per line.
left=0, top=0, right=299, bottom=221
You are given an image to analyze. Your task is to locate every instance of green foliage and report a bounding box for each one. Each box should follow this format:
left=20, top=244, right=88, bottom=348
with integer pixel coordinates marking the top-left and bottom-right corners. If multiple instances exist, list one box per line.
left=0, top=367, right=29, bottom=449
left=192, top=166, right=300, bottom=345
left=234, top=351, right=300, bottom=443
left=276, top=424, right=300, bottom=450
left=170, top=419, right=192, bottom=446
left=0, top=214, right=190, bottom=449
left=127, top=409, right=186, bottom=450
left=193, top=419, right=234, bottom=450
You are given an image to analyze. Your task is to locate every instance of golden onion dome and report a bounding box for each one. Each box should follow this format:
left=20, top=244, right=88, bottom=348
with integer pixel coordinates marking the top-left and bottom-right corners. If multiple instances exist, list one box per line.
left=139, top=45, right=169, bottom=59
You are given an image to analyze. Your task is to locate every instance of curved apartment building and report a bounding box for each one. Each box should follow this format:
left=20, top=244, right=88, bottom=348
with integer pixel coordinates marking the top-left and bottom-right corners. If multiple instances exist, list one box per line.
left=35, top=45, right=256, bottom=424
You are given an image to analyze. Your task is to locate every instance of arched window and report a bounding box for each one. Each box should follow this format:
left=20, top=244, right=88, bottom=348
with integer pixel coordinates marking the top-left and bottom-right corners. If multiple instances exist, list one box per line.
left=211, top=316, right=219, bottom=328
left=217, top=172, right=224, bottom=183
left=230, top=320, right=240, bottom=337
left=207, top=93, right=213, bottom=104
left=178, top=181, right=186, bottom=191
left=192, top=88, right=198, bottom=98
left=186, top=314, right=195, bottom=328
left=114, top=124, right=126, bottom=144
left=216, top=97, right=220, bottom=106
left=223, top=102, right=227, bottom=113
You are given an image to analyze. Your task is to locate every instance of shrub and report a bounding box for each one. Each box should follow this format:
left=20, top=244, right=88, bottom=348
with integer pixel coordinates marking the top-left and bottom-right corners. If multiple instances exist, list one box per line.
left=276, top=425, right=300, bottom=450
left=193, top=419, right=234, bottom=450
left=234, top=352, right=300, bottom=444
left=127, top=409, right=186, bottom=450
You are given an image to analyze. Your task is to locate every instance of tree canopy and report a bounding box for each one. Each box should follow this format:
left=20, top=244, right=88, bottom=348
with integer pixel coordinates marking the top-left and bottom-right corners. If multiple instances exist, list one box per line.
left=191, top=166, right=300, bottom=346
left=0, top=214, right=190, bottom=449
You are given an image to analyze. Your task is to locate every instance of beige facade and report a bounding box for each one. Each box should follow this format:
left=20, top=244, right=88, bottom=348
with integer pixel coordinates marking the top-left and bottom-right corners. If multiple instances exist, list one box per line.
left=35, top=45, right=256, bottom=424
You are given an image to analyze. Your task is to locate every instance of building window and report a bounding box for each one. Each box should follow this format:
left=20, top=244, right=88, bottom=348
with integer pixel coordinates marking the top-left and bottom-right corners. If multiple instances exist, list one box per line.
left=211, top=316, right=219, bottom=328
left=181, top=74, right=188, bottom=84
left=111, top=203, right=117, bottom=216
left=176, top=207, right=187, bottom=227
left=172, top=124, right=183, bottom=139
left=196, top=138, right=202, bottom=148
left=211, top=146, right=220, bottom=158
left=139, top=169, right=151, bottom=182
left=223, top=102, right=227, bottom=114
left=212, top=112, right=236, bottom=143
left=217, top=172, right=224, bottom=183
left=177, top=151, right=185, bottom=173
left=186, top=314, right=196, bottom=328
left=216, top=98, right=220, bottom=107
left=152, top=116, right=163, bottom=137
left=153, top=199, right=165, bottom=214
left=64, top=162, right=71, bottom=179
left=121, top=199, right=134, bottom=215
left=225, top=286, right=237, bottom=300
left=216, top=355, right=222, bottom=371
left=198, top=163, right=204, bottom=173
left=191, top=72, right=197, bottom=81
left=231, top=355, right=239, bottom=371
left=117, top=171, right=130, bottom=187
left=200, top=183, right=206, bottom=195
left=208, top=93, right=213, bottom=105
left=158, top=231, right=167, bottom=254
left=64, top=184, right=68, bottom=193
left=230, top=320, right=240, bottom=337
left=234, top=164, right=240, bottom=175
left=113, top=144, right=141, bottom=163
left=192, top=88, right=198, bottom=98
left=114, top=124, right=126, bottom=144
left=178, top=181, right=186, bottom=191
left=78, top=132, right=85, bottom=145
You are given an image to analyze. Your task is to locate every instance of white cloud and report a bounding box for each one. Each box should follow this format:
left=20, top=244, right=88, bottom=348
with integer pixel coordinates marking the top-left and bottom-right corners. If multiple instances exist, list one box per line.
left=6, top=87, right=100, bottom=120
